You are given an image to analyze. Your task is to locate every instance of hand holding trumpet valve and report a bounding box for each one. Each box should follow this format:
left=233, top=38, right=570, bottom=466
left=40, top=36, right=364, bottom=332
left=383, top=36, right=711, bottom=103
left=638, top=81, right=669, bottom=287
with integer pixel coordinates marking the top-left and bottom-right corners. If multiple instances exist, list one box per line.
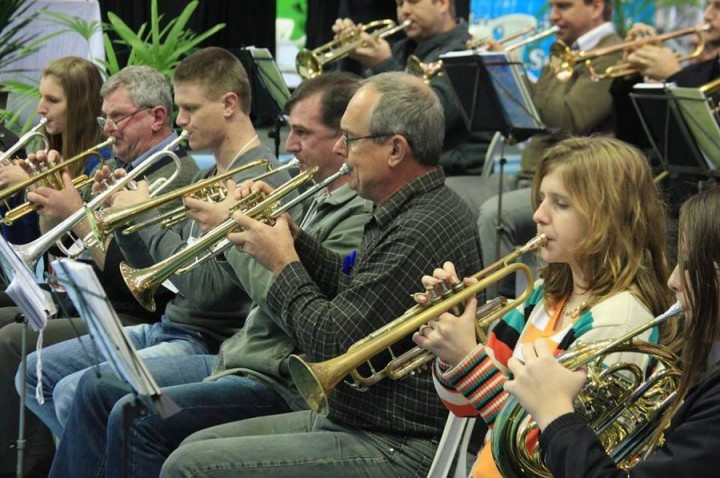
left=183, top=178, right=238, bottom=232
left=626, top=44, right=682, bottom=81
left=331, top=17, right=393, bottom=68
left=26, top=170, right=83, bottom=228
left=18, top=149, right=63, bottom=192
left=108, top=179, right=150, bottom=210
left=228, top=178, right=300, bottom=276
left=0, top=160, right=31, bottom=190
left=411, top=261, right=481, bottom=367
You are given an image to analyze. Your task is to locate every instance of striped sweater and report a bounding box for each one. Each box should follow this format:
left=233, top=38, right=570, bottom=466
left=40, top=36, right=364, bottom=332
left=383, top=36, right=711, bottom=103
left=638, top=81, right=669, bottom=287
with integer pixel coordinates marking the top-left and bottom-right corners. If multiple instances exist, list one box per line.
left=433, top=281, right=659, bottom=427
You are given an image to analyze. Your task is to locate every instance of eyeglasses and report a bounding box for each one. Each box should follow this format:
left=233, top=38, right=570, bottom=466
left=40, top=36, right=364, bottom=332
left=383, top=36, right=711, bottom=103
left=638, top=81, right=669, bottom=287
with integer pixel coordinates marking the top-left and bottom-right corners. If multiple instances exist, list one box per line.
left=341, top=132, right=393, bottom=147
left=96, top=106, right=151, bottom=130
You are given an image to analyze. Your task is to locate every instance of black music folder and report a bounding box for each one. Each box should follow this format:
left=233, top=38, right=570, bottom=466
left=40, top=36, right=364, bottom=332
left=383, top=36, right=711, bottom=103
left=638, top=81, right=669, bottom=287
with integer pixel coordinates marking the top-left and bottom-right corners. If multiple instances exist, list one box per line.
left=440, top=50, right=545, bottom=142
left=631, top=83, right=719, bottom=176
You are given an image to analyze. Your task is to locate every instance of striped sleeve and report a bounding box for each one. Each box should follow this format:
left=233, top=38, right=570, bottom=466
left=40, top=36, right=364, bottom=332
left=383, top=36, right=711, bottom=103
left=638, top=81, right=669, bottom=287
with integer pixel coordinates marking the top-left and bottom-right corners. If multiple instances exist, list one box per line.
left=432, top=343, right=509, bottom=426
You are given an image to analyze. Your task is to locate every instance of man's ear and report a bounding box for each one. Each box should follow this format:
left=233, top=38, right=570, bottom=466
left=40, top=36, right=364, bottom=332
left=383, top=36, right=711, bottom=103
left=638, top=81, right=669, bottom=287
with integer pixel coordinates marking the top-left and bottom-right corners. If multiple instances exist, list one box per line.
left=149, top=106, right=169, bottom=131
left=221, top=92, right=240, bottom=117
left=388, top=135, right=410, bottom=167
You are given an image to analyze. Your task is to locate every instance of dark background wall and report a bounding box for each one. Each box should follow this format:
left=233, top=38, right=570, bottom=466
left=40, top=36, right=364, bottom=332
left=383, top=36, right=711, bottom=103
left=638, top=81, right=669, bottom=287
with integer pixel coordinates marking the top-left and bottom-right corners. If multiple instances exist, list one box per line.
left=97, top=0, right=277, bottom=56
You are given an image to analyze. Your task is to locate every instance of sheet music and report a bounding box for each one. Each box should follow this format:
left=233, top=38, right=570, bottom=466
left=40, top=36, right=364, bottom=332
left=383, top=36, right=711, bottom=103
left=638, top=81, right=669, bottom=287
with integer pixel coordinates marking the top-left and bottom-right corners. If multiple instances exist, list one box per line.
left=52, top=258, right=179, bottom=417
left=0, top=236, right=55, bottom=330
left=668, top=85, right=720, bottom=170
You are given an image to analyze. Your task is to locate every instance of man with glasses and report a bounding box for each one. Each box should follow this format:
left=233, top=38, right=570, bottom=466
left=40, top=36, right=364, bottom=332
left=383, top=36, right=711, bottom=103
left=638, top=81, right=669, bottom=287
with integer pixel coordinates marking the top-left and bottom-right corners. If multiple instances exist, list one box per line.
left=20, top=49, right=290, bottom=441
left=0, top=65, right=199, bottom=476
left=162, top=72, right=482, bottom=478
left=44, top=71, right=375, bottom=478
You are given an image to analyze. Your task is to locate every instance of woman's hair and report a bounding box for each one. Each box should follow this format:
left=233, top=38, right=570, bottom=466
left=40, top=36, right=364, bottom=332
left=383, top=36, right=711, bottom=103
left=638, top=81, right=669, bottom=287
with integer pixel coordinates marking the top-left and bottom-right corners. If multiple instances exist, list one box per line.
left=531, top=136, right=672, bottom=319
left=676, top=187, right=720, bottom=396
left=42, top=57, right=104, bottom=177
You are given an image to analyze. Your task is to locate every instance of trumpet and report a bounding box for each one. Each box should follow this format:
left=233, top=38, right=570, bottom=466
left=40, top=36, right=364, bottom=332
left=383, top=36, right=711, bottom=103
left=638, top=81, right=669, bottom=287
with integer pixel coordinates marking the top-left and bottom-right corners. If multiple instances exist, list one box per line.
left=554, top=24, right=710, bottom=82
left=288, top=234, right=548, bottom=416
left=9, top=132, right=187, bottom=270
left=0, top=137, right=115, bottom=225
left=296, top=19, right=411, bottom=79
left=492, top=301, right=683, bottom=477
left=466, top=25, right=535, bottom=50
left=120, top=158, right=300, bottom=235
left=0, top=117, right=49, bottom=165
left=408, top=26, right=559, bottom=83
left=86, top=159, right=273, bottom=249
left=174, top=163, right=351, bottom=275
left=120, top=166, right=321, bottom=312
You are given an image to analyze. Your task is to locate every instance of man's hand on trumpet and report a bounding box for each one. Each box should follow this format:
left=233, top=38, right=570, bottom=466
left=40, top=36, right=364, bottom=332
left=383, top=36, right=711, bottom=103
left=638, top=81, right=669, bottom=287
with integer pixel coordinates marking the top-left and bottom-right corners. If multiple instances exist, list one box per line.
left=224, top=177, right=299, bottom=275
left=620, top=23, right=682, bottom=81
left=12, top=149, right=63, bottom=192
left=183, top=178, right=239, bottom=233
left=626, top=44, right=681, bottom=81
left=411, top=261, right=479, bottom=367
left=108, top=179, right=150, bottom=209
left=0, top=160, right=30, bottom=190
left=27, top=170, right=83, bottom=228
left=332, top=18, right=392, bottom=68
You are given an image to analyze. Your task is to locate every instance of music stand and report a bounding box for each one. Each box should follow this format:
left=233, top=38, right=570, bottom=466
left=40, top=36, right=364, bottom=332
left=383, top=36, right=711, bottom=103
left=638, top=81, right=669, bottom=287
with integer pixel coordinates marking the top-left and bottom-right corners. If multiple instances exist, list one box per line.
left=440, top=49, right=546, bottom=143
left=234, top=47, right=292, bottom=158
left=441, top=49, right=546, bottom=276
left=630, top=83, right=714, bottom=177
left=668, top=84, right=720, bottom=173
left=0, top=236, right=54, bottom=478
left=52, top=258, right=180, bottom=478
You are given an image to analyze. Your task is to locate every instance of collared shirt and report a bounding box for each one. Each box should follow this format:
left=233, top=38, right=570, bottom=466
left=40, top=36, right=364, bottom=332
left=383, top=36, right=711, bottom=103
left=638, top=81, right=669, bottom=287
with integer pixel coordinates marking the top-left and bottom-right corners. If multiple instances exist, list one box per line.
left=573, top=21, right=615, bottom=51
left=268, top=168, right=482, bottom=437
left=114, top=131, right=178, bottom=171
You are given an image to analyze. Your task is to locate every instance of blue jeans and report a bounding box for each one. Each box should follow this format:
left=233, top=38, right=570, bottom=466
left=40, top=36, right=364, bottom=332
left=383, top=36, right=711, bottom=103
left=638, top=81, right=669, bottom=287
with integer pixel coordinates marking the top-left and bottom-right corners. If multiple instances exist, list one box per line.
left=19, top=316, right=209, bottom=437
left=161, top=410, right=438, bottom=478
left=49, top=354, right=292, bottom=478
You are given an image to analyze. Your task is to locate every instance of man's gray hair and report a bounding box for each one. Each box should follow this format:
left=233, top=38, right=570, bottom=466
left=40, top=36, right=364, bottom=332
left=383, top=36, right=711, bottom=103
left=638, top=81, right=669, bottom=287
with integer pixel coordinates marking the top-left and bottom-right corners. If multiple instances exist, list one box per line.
left=362, top=72, right=444, bottom=166
left=101, top=66, right=173, bottom=126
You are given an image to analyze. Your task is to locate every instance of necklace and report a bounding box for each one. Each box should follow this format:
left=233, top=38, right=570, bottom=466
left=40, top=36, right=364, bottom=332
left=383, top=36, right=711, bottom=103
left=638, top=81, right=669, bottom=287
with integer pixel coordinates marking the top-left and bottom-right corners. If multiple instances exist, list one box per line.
left=227, top=134, right=259, bottom=166
left=562, top=301, right=587, bottom=318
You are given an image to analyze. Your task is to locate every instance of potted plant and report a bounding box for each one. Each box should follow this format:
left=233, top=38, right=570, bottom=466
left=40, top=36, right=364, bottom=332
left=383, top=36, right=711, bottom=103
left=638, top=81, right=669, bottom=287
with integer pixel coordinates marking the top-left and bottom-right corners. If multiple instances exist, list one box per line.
left=0, top=0, right=42, bottom=109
